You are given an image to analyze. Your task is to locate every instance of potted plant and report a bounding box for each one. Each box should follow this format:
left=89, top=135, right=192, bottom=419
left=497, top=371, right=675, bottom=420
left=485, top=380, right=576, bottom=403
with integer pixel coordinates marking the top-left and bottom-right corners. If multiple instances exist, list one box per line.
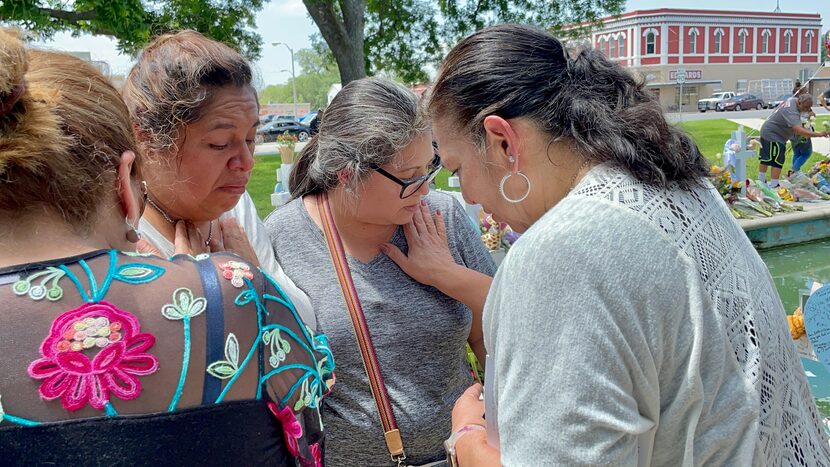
left=276, top=131, right=299, bottom=164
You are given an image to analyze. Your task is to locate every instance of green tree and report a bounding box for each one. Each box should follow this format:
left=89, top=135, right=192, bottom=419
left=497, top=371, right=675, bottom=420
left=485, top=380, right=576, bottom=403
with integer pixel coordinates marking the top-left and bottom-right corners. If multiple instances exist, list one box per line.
left=302, top=0, right=625, bottom=86
left=0, top=0, right=265, bottom=59
left=260, top=45, right=339, bottom=109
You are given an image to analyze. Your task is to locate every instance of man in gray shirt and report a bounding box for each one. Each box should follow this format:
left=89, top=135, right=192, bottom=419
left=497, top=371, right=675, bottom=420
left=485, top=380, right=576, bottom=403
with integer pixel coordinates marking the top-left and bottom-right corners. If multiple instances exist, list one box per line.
left=758, top=94, right=829, bottom=187
left=819, top=86, right=830, bottom=112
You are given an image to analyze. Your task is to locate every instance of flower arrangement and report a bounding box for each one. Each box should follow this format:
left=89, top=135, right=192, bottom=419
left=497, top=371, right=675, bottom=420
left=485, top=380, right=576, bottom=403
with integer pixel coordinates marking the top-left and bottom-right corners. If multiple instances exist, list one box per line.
left=709, top=165, right=804, bottom=219
left=710, top=165, right=743, bottom=197
left=479, top=210, right=521, bottom=252
left=276, top=131, right=299, bottom=164
left=276, top=131, right=299, bottom=151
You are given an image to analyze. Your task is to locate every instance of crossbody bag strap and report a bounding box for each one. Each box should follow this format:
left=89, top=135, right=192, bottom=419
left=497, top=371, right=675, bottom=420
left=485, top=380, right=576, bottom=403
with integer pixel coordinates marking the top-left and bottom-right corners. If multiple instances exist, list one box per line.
left=315, top=193, right=407, bottom=466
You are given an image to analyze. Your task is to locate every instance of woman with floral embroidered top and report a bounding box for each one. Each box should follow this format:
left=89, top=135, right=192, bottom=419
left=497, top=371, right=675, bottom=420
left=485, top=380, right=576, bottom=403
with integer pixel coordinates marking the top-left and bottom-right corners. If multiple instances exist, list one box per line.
left=121, top=30, right=317, bottom=329
left=0, top=29, right=333, bottom=465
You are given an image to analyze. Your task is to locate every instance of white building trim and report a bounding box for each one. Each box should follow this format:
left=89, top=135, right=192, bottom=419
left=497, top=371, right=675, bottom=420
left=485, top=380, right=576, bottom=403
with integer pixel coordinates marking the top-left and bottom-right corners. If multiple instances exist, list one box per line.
left=805, top=29, right=815, bottom=55
left=797, top=27, right=802, bottom=57
left=737, top=28, right=748, bottom=54
left=704, top=25, right=710, bottom=60
left=783, top=29, right=793, bottom=54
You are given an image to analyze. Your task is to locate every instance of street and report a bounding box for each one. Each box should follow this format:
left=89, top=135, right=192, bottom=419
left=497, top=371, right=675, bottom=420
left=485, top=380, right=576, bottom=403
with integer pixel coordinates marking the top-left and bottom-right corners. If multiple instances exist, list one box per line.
left=667, top=106, right=830, bottom=123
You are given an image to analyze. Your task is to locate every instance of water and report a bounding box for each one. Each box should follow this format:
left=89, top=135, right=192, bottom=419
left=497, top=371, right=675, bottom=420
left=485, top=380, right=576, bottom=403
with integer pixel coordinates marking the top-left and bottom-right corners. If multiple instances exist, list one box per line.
left=759, top=239, right=830, bottom=313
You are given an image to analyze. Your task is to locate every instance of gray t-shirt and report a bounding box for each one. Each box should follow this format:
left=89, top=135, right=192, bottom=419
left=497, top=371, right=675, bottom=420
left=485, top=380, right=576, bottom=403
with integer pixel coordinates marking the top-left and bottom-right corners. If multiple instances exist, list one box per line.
left=760, top=97, right=802, bottom=142
left=264, top=191, right=495, bottom=466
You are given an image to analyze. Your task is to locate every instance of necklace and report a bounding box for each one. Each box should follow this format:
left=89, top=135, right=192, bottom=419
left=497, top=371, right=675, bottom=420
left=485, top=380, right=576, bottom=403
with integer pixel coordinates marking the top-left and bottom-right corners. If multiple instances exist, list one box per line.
left=146, top=195, right=213, bottom=247
left=568, top=159, right=593, bottom=193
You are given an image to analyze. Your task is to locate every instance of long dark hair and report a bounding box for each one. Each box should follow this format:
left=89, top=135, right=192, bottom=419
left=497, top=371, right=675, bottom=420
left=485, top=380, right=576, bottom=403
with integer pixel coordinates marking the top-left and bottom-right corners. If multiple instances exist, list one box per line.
left=428, top=24, right=709, bottom=187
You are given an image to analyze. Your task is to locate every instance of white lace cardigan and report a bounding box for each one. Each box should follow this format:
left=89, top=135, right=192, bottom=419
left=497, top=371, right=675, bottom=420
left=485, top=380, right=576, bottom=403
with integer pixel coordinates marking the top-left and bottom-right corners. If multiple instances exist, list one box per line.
left=484, top=164, right=830, bottom=466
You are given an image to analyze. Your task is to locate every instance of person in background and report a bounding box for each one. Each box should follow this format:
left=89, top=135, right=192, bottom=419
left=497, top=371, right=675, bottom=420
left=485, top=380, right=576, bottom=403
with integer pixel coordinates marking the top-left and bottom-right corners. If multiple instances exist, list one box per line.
left=0, top=28, right=333, bottom=464
left=819, top=85, right=830, bottom=112
left=423, top=24, right=830, bottom=465
left=758, top=94, right=828, bottom=187
left=791, top=110, right=817, bottom=173
left=265, top=77, right=496, bottom=465
left=122, top=30, right=316, bottom=328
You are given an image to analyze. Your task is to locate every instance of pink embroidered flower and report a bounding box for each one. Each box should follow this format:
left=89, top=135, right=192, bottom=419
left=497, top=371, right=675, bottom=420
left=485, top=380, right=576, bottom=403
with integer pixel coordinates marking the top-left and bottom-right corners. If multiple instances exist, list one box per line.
left=309, top=442, right=322, bottom=467
left=268, top=401, right=303, bottom=457
left=28, top=302, right=159, bottom=411
left=220, top=260, right=254, bottom=288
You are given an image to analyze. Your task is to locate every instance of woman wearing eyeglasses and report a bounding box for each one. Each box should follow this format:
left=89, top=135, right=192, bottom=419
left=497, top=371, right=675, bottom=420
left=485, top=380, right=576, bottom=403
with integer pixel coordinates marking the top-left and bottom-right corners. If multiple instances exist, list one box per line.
left=264, top=77, right=496, bottom=466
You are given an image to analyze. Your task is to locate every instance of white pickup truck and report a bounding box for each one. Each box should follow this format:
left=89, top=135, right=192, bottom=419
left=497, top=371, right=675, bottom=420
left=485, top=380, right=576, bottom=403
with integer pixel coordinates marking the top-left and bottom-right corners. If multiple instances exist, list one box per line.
left=697, top=92, right=736, bottom=112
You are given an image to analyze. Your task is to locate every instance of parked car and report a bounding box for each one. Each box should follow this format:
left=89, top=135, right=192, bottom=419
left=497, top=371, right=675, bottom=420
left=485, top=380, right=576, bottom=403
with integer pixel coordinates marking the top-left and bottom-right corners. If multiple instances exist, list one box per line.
left=300, top=111, right=320, bottom=135
left=697, top=91, right=736, bottom=112
left=767, top=94, right=793, bottom=109
left=718, top=94, right=765, bottom=111
left=259, top=114, right=295, bottom=125
left=255, top=119, right=310, bottom=143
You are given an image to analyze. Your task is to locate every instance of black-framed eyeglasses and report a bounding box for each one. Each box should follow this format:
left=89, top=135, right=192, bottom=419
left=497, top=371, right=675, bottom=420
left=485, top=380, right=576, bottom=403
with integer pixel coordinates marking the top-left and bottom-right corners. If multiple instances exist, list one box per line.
left=372, top=155, right=442, bottom=199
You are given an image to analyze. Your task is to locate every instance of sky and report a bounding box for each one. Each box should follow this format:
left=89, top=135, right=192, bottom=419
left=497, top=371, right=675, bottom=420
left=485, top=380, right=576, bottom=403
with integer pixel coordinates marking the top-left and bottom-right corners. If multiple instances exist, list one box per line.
left=30, top=0, right=830, bottom=87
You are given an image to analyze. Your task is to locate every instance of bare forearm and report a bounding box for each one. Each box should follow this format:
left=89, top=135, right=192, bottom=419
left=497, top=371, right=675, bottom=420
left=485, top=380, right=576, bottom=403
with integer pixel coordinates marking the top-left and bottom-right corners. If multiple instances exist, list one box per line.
left=793, top=126, right=826, bottom=138
left=457, top=431, right=501, bottom=467
left=433, top=263, right=492, bottom=315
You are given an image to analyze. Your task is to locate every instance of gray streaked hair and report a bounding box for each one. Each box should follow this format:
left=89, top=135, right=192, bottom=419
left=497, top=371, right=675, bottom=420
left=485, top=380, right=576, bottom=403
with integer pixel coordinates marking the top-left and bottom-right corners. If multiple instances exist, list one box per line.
left=289, top=77, right=429, bottom=198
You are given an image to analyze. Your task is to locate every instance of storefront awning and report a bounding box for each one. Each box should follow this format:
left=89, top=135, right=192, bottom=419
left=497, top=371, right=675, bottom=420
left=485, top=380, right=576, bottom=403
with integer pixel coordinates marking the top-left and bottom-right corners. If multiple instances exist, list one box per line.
left=645, top=80, right=723, bottom=87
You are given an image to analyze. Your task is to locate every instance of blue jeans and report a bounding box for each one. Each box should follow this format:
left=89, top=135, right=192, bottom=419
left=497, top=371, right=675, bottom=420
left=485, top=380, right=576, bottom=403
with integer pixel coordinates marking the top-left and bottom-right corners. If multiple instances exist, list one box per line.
left=792, top=140, right=812, bottom=172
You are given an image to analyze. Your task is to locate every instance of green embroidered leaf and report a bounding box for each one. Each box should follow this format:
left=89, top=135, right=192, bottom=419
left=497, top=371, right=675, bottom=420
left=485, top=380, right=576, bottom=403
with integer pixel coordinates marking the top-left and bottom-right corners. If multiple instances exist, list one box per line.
left=12, top=281, right=30, bottom=295
left=123, top=251, right=154, bottom=257
left=293, top=397, right=306, bottom=412
left=113, top=264, right=164, bottom=284
left=120, top=267, right=155, bottom=279
left=162, top=288, right=207, bottom=321
left=161, top=304, right=185, bottom=321
left=281, top=339, right=291, bottom=354
left=225, top=333, right=239, bottom=367
left=206, top=361, right=237, bottom=379
left=234, top=289, right=256, bottom=307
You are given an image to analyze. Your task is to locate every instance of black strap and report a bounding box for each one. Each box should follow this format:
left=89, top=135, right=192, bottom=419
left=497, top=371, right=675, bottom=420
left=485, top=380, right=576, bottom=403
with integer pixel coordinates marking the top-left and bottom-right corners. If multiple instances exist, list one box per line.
left=195, top=258, right=224, bottom=404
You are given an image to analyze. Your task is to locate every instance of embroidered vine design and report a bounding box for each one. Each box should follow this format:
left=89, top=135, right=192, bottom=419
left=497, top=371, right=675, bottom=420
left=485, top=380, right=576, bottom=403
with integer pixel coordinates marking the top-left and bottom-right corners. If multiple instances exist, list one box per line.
left=161, top=288, right=206, bottom=411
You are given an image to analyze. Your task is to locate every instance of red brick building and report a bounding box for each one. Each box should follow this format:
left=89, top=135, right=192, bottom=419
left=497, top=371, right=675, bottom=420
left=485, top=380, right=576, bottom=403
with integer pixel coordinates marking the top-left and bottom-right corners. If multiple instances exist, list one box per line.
left=581, top=8, right=823, bottom=109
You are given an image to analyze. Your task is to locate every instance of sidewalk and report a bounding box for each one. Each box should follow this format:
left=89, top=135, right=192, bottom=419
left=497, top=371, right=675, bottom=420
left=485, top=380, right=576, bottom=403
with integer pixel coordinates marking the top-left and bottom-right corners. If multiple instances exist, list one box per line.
left=727, top=118, right=830, bottom=156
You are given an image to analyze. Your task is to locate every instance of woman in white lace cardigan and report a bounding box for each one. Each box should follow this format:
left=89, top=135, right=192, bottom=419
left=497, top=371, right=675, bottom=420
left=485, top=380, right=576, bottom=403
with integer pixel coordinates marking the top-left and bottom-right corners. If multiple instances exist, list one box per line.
left=391, top=25, right=830, bottom=466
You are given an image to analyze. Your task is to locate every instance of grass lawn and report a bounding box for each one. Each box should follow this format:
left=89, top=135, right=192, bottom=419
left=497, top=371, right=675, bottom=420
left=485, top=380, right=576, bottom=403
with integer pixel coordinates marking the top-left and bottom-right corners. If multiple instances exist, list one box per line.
left=248, top=116, right=830, bottom=218
left=677, top=116, right=829, bottom=177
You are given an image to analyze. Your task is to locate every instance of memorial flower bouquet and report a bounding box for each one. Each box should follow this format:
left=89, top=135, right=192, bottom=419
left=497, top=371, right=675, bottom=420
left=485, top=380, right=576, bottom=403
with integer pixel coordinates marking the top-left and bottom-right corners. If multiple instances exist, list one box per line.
left=479, top=210, right=521, bottom=252
left=276, top=131, right=299, bottom=151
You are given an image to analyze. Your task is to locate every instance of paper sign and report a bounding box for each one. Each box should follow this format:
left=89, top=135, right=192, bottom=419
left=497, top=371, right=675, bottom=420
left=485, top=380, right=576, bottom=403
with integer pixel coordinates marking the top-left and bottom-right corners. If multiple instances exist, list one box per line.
left=803, top=285, right=830, bottom=373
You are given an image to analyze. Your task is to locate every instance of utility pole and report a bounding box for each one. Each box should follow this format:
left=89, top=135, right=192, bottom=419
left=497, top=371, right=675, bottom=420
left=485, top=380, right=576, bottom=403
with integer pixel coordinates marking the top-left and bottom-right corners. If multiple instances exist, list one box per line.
left=273, top=42, right=298, bottom=119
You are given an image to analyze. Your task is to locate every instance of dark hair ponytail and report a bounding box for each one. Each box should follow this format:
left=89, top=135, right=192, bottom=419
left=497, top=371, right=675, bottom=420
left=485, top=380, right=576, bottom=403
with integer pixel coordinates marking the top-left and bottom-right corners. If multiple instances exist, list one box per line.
left=288, top=134, right=324, bottom=199
left=558, top=47, right=709, bottom=186
left=428, top=24, right=709, bottom=187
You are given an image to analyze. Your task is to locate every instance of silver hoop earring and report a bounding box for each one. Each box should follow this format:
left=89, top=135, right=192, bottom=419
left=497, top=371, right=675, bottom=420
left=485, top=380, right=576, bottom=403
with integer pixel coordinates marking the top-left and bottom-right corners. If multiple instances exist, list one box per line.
left=499, top=172, right=531, bottom=203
